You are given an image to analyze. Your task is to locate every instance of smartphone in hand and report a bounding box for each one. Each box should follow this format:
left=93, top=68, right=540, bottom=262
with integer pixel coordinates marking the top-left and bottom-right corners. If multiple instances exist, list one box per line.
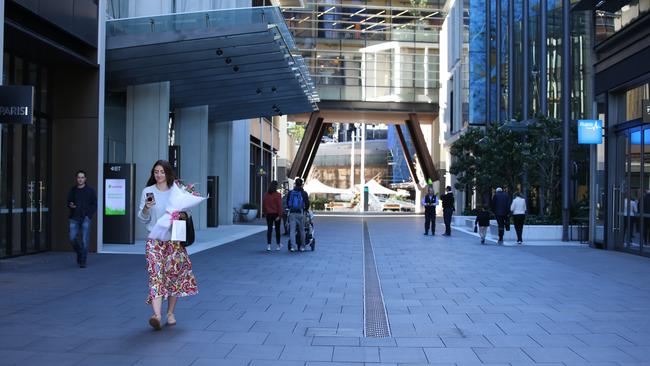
left=146, top=192, right=155, bottom=204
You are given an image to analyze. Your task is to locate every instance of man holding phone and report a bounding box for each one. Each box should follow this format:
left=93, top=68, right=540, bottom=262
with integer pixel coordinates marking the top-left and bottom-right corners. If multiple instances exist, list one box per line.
left=67, top=170, right=97, bottom=268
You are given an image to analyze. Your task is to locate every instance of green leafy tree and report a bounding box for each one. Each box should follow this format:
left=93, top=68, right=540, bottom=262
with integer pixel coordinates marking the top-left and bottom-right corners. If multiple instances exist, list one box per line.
left=526, top=116, right=562, bottom=216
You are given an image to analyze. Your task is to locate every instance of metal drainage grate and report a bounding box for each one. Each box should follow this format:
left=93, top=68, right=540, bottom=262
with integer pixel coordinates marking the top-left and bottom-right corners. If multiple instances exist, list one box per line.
left=363, top=221, right=391, bottom=338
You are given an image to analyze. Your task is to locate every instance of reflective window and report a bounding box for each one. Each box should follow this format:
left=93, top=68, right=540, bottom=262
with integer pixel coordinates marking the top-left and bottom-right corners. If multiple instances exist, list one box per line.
left=594, top=0, right=650, bottom=43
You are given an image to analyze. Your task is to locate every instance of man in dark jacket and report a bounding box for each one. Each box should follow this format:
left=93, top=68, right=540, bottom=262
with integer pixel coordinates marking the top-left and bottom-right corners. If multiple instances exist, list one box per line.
left=441, top=186, right=455, bottom=236
left=421, top=185, right=438, bottom=235
left=67, top=170, right=97, bottom=268
left=491, top=187, right=511, bottom=245
left=287, top=178, right=310, bottom=252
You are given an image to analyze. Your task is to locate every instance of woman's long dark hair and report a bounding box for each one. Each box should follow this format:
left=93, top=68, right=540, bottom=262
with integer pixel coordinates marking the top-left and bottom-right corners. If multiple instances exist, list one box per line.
left=267, top=180, right=278, bottom=194
left=146, top=160, right=176, bottom=188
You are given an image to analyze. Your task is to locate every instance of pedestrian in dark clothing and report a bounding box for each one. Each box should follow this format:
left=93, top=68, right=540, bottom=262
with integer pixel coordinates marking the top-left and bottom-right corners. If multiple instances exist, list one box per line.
left=67, top=170, right=97, bottom=268
left=474, top=206, right=491, bottom=244
left=441, top=186, right=455, bottom=236
left=262, top=180, right=283, bottom=251
left=287, top=178, right=310, bottom=251
left=491, top=187, right=511, bottom=245
left=421, top=185, right=438, bottom=235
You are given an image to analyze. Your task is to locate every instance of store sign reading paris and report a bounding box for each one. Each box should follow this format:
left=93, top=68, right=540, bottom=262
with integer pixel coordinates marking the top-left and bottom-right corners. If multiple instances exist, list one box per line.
left=0, top=85, right=34, bottom=124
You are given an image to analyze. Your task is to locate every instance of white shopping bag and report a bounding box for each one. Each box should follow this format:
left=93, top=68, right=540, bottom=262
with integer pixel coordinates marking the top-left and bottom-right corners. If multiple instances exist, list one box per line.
left=171, top=220, right=187, bottom=242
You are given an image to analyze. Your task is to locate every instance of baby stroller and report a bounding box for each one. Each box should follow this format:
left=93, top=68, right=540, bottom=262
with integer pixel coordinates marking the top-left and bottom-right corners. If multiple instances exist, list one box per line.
left=288, top=210, right=316, bottom=252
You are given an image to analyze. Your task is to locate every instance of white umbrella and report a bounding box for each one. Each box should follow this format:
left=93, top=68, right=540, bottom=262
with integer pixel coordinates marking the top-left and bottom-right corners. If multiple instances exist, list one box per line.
left=362, top=179, right=399, bottom=195
left=304, top=179, right=352, bottom=195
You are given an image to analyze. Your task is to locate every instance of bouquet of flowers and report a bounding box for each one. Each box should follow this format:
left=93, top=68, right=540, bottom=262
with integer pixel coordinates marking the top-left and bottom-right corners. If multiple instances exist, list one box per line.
left=148, top=180, right=208, bottom=241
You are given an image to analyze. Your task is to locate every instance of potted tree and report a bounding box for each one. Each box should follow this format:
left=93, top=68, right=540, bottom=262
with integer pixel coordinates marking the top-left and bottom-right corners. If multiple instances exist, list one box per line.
left=240, top=202, right=259, bottom=222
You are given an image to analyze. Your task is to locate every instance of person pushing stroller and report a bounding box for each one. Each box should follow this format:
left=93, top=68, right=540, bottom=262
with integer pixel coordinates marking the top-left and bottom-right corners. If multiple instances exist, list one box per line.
left=287, top=178, right=310, bottom=252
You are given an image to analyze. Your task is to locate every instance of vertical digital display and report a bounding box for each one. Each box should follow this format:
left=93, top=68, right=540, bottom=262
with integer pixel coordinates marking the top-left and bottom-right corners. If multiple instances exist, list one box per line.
left=105, top=179, right=126, bottom=215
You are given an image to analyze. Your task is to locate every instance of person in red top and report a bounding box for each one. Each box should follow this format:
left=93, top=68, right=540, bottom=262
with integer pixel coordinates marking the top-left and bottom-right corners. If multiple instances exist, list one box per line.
left=262, top=180, right=283, bottom=251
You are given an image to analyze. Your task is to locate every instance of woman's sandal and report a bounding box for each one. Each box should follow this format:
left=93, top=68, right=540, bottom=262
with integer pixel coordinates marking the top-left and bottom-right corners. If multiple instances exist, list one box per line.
left=148, top=314, right=162, bottom=330
left=166, top=312, right=176, bottom=326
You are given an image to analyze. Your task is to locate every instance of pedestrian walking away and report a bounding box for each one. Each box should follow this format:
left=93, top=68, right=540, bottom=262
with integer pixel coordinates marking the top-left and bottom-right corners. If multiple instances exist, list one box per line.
left=441, top=185, right=455, bottom=236
left=67, top=170, right=97, bottom=268
left=138, top=160, right=198, bottom=330
left=491, top=187, right=511, bottom=245
left=475, top=206, right=491, bottom=244
left=422, top=185, right=438, bottom=235
left=263, top=180, right=283, bottom=251
left=287, top=177, right=310, bottom=251
left=510, top=191, right=527, bottom=244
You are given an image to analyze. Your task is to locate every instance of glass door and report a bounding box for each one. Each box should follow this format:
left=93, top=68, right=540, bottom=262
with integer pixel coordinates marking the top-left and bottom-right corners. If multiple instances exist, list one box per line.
left=614, top=125, right=649, bottom=255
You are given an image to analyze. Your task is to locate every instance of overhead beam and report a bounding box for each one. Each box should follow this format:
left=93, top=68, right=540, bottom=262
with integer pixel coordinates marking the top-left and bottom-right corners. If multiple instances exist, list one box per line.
left=301, top=121, right=327, bottom=180
left=288, top=112, right=322, bottom=179
left=395, top=124, right=420, bottom=186
left=404, top=113, right=439, bottom=183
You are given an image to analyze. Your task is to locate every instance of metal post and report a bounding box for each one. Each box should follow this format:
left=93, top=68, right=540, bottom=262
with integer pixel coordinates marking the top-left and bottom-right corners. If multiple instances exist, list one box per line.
left=561, top=0, right=570, bottom=241
left=523, top=0, right=529, bottom=118
left=257, top=117, right=264, bottom=217
left=496, top=0, right=502, bottom=123
left=508, top=0, right=514, bottom=120
left=360, top=123, right=366, bottom=212
left=270, top=118, right=274, bottom=180
left=540, top=0, right=548, bottom=116
left=350, top=129, right=355, bottom=190
left=486, top=0, right=491, bottom=125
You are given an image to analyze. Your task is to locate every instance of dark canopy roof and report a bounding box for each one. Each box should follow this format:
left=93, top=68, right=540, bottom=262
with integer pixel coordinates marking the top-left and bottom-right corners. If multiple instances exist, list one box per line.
left=106, top=6, right=318, bottom=123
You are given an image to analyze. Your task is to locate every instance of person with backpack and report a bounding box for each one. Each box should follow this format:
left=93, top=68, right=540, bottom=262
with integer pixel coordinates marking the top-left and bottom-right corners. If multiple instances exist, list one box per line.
left=421, top=185, right=438, bottom=235
left=287, top=178, right=310, bottom=251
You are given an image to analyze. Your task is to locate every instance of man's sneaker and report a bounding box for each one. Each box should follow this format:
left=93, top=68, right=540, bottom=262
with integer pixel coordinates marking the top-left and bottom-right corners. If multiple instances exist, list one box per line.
left=299, top=246, right=305, bottom=252
left=480, top=239, right=485, bottom=244
left=290, top=247, right=296, bottom=252
left=424, top=232, right=428, bottom=235
left=497, top=240, right=503, bottom=245
left=275, top=243, right=282, bottom=251
left=266, top=244, right=271, bottom=251
left=517, top=241, right=522, bottom=245
left=79, top=261, right=86, bottom=268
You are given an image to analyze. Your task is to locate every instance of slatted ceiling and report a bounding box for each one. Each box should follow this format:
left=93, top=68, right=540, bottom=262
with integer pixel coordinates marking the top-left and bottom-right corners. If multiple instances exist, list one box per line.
left=172, top=74, right=297, bottom=93
left=108, top=43, right=283, bottom=73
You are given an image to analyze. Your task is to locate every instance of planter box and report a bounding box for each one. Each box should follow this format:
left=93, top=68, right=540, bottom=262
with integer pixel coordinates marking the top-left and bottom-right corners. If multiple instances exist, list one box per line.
left=240, top=209, right=258, bottom=222
left=451, top=216, right=584, bottom=241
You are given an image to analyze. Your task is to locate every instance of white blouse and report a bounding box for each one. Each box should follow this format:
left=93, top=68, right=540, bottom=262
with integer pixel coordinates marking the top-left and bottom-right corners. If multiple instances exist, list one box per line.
left=510, top=197, right=527, bottom=215
left=137, top=185, right=171, bottom=233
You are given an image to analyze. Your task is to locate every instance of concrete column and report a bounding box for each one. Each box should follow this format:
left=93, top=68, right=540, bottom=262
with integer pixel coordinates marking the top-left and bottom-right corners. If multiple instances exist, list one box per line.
left=97, top=0, right=107, bottom=252
left=126, top=82, right=170, bottom=239
left=175, top=105, right=209, bottom=230
left=208, top=119, right=250, bottom=225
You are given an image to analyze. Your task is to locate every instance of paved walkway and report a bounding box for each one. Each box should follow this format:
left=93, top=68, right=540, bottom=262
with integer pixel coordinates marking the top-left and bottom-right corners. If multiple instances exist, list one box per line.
left=1, top=217, right=650, bottom=366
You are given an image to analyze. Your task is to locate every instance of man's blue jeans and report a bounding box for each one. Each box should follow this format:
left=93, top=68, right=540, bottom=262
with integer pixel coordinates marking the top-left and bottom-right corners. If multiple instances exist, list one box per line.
left=69, top=217, right=91, bottom=263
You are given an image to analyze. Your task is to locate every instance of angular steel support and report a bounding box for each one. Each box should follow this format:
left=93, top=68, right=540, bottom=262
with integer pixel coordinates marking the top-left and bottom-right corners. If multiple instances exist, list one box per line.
left=404, top=113, right=439, bottom=183
left=288, top=112, right=322, bottom=180
left=301, top=119, right=326, bottom=180
left=395, top=125, right=420, bottom=186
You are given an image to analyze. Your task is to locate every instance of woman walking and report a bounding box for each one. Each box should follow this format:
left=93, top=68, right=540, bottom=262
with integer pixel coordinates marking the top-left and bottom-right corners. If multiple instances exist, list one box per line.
left=510, top=192, right=527, bottom=245
left=263, top=180, right=283, bottom=251
left=138, top=160, right=198, bottom=330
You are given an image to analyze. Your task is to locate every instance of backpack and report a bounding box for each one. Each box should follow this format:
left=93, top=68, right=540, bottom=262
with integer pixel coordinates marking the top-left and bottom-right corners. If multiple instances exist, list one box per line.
left=288, top=190, right=304, bottom=212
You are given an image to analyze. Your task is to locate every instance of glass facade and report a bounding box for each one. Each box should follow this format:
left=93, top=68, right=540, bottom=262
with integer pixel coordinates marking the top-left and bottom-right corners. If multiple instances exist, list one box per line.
left=468, top=0, right=593, bottom=124
left=282, top=1, right=444, bottom=103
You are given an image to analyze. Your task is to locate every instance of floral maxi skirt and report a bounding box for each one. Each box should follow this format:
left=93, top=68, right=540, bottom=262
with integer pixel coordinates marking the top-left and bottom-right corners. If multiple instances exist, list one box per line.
left=145, top=239, right=198, bottom=304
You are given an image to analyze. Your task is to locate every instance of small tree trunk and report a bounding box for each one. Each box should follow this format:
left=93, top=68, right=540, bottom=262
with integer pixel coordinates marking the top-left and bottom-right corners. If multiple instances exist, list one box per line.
left=538, top=187, right=545, bottom=216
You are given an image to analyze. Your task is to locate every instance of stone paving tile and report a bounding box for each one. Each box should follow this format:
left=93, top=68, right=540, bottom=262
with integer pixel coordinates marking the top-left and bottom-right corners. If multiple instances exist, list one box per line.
left=378, top=347, right=427, bottom=363
left=131, top=355, right=197, bottom=366
left=619, top=345, right=650, bottom=362
left=280, top=345, right=333, bottom=361
left=485, top=335, right=540, bottom=347
left=312, top=336, right=360, bottom=346
left=472, top=347, right=534, bottom=363
left=570, top=346, right=640, bottom=363
left=215, top=331, right=269, bottom=344
left=191, top=359, right=249, bottom=366
left=332, top=346, right=380, bottom=362
left=423, top=347, right=482, bottom=363
left=522, top=346, right=587, bottom=363
left=73, top=354, right=141, bottom=366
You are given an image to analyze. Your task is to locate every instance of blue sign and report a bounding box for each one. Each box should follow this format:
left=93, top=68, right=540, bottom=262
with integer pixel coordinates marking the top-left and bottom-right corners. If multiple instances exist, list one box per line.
left=577, top=120, right=603, bottom=144
left=630, top=129, right=650, bottom=145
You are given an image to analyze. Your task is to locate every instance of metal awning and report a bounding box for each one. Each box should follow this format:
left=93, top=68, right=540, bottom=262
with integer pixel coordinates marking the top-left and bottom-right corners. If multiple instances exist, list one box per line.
left=106, top=6, right=318, bottom=123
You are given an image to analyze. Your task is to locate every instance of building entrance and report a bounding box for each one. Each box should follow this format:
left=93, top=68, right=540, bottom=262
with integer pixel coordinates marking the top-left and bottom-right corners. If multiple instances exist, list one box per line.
left=612, top=124, right=650, bottom=255
left=0, top=55, right=51, bottom=258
